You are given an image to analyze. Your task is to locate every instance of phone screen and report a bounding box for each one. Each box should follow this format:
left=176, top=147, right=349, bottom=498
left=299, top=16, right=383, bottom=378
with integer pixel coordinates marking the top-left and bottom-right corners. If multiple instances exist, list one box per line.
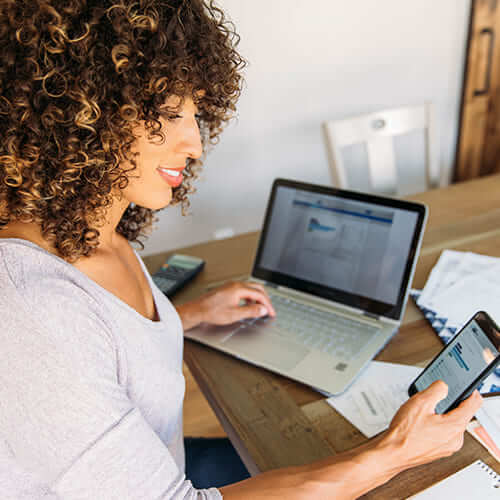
left=414, top=318, right=499, bottom=413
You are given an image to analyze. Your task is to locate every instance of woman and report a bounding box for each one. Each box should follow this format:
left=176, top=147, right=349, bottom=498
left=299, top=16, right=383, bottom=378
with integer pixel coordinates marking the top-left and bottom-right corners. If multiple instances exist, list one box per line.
left=0, top=1, right=482, bottom=498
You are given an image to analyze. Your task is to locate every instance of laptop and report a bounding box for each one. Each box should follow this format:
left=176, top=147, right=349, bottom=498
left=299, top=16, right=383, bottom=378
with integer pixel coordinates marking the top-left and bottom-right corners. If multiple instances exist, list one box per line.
left=185, top=178, right=427, bottom=395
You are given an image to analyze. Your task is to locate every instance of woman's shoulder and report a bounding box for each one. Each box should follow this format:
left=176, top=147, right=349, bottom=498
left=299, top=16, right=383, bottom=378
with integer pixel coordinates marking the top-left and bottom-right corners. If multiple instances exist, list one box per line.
left=0, top=238, right=124, bottom=381
left=0, top=238, right=115, bottom=339
left=1, top=236, right=66, bottom=277
left=1, top=238, right=99, bottom=298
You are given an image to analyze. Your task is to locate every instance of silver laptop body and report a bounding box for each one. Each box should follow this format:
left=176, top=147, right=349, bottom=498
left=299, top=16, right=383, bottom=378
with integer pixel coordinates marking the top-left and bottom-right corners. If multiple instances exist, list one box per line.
left=185, top=178, right=427, bottom=395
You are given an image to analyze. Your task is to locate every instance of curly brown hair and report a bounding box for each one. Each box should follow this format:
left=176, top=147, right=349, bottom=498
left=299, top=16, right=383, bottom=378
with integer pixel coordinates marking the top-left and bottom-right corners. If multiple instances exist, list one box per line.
left=0, top=0, right=245, bottom=261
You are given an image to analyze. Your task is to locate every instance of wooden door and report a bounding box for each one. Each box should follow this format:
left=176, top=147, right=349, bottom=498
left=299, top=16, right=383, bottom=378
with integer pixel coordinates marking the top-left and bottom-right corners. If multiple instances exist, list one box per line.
left=455, top=0, right=500, bottom=181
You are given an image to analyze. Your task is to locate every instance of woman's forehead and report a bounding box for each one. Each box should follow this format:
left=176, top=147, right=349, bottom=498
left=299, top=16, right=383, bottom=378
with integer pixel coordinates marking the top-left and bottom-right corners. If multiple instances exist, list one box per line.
left=160, top=90, right=205, bottom=109
left=162, top=89, right=207, bottom=106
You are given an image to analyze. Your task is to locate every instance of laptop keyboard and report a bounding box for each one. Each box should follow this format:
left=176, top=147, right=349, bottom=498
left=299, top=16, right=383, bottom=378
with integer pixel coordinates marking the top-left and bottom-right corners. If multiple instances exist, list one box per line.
left=247, top=292, right=381, bottom=360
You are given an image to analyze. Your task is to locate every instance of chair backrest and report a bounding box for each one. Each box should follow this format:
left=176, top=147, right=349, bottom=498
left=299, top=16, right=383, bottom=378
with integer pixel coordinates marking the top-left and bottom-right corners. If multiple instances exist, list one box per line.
left=322, top=103, right=440, bottom=196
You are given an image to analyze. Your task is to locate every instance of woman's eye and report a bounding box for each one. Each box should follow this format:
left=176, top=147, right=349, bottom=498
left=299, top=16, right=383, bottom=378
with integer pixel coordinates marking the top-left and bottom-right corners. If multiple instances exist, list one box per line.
left=161, top=112, right=202, bottom=123
left=161, top=113, right=182, bottom=121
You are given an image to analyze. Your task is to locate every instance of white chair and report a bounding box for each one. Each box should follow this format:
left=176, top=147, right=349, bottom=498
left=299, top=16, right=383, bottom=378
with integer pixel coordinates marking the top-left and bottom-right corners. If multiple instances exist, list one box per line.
left=322, top=103, right=441, bottom=196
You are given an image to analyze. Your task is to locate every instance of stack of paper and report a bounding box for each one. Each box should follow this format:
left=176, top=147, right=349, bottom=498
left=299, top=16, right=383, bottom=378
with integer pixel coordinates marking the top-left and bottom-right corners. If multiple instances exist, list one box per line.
left=411, top=249, right=500, bottom=395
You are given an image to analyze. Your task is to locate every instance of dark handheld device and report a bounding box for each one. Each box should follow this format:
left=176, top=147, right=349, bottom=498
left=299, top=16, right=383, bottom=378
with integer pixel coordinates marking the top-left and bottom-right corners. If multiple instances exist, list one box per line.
left=408, top=311, right=500, bottom=414
left=152, top=254, right=205, bottom=298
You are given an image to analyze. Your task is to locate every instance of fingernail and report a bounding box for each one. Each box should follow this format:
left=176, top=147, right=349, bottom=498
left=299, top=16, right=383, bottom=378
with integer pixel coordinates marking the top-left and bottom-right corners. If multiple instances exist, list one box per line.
left=259, top=306, right=267, bottom=316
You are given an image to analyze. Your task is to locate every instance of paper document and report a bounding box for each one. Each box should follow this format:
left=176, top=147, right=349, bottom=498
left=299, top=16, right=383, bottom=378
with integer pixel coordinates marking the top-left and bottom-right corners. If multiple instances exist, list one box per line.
left=326, top=361, right=422, bottom=438
left=467, top=420, right=500, bottom=463
left=474, top=397, right=500, bottom=459
left=417, top=250, right=500, bottom=312
left=478, top=397, right=500, bottom=439
left=430, top=263, right=500, bottom=329
left=417, top=250, right=464, bottom=308
left=417, top=249, right=500, bottom=329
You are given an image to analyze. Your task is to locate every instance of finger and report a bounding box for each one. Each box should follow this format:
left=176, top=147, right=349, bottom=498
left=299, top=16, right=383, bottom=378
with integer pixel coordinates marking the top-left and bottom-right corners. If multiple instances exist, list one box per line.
left=235, top=287, right=275, bottom=316
left=417, top=380, right=449, bottom=410
left=230, top=303, right=268, bottom=322
left=245, top=282, right=266, bottom=293
left=447, top=390, right=483, bottom=424
left=243, top=284, right=276, bottom=316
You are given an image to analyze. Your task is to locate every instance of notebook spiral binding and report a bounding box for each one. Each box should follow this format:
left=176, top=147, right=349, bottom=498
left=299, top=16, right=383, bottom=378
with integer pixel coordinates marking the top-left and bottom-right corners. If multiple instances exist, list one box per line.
left=478, top=461, right=500, bottom=488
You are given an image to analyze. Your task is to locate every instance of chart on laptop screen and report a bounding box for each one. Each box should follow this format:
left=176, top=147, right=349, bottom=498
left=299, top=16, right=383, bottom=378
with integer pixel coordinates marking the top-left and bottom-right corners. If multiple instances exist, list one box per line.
left=260, top=186, right=419, bottom=305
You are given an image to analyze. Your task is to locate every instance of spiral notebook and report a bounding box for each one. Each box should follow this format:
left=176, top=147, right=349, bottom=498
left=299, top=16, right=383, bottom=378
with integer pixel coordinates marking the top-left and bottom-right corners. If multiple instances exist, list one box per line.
left=408, top=460, right=500, bottom=499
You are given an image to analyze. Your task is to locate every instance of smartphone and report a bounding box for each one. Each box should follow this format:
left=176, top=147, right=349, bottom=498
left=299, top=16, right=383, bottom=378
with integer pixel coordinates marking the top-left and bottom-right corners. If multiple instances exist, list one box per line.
left=408, top=311, right=500, bottom=414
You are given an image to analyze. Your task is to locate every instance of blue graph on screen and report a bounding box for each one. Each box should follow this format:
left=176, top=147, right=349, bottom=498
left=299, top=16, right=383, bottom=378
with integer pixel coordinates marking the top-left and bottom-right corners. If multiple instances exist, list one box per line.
left=308, top=218, right=336, bottom=233
left=448, top=342, right=469, bottom=371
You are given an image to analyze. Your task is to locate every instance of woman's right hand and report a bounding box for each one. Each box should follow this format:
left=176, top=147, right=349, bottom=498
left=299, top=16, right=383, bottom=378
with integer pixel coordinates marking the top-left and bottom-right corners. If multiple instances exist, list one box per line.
left=383, top=380, right=483, bottom=469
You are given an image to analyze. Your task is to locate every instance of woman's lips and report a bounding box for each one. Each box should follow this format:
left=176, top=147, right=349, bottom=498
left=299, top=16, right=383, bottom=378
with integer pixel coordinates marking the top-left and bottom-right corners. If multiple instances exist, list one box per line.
left=157, top=167, right=184, bottom=188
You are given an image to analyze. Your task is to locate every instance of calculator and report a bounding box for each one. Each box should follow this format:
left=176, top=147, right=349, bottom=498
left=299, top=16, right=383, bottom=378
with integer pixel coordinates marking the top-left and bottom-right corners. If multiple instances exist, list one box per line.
left=152, top=254, right=205, bottom=298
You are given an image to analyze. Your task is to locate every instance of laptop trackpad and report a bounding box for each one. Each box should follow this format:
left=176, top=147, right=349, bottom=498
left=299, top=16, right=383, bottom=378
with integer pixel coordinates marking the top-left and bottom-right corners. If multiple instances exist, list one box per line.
left=222, top=327, right=309, bottom=371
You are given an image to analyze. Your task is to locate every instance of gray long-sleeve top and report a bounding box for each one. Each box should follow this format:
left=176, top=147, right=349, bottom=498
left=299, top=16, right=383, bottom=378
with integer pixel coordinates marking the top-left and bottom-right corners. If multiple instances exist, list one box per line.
left=0, top=238, right=222, bottom=499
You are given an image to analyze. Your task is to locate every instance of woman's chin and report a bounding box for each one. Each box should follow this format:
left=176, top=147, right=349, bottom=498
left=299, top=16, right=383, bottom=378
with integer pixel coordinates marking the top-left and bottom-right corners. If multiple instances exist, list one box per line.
left=148, top=192, right=173, bottom=211
left=125, top=184, right=174, bottom=211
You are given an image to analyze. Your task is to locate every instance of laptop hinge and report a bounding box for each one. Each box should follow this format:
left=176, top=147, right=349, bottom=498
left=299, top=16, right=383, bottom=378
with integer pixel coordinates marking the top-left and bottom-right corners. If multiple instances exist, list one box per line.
left=363, top=311, right=380, bottom=320
left=263, top=281, right=278, bottom=288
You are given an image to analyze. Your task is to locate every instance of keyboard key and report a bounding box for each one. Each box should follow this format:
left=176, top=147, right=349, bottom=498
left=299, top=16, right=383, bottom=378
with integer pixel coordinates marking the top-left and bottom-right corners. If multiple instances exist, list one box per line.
left=264, top=292, right=380, bottom=360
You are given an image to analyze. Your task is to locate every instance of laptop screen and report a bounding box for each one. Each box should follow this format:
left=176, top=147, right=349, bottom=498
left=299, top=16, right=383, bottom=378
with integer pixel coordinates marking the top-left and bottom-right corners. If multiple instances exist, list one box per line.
left=252, top=179, right=427, bottom=320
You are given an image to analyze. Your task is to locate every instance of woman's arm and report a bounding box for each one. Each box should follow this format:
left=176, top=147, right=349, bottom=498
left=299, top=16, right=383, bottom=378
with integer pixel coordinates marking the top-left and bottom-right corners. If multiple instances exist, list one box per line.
left=219, top=382, right=482, bottom=499
left=176, top=281, right=275, bottom=331
left=218, top=434, right=397, bottom=500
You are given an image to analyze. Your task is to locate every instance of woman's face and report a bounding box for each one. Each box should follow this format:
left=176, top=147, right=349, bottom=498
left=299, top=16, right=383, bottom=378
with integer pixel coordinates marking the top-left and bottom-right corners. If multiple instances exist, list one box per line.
left=121, top=95, right=203, bottom=210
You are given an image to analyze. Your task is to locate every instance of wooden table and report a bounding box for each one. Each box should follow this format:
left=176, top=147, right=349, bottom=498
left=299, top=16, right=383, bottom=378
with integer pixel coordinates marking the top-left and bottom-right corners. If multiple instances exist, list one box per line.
left=143, top=175, right=500, bottom=498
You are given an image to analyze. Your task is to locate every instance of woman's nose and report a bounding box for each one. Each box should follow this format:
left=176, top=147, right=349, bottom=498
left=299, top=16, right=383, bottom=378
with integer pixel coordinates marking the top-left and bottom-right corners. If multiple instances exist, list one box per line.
left=184, top=117, right=203, bottom=160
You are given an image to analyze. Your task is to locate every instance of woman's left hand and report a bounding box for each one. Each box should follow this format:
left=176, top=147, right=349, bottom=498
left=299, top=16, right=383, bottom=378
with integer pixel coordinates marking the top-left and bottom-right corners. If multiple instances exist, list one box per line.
left=177, top=281, right=276, bottom=330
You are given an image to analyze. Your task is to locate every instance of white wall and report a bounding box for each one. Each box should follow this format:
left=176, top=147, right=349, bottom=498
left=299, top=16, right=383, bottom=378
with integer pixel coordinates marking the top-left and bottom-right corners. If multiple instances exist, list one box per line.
left=138, top=0, right=471, bottom=256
